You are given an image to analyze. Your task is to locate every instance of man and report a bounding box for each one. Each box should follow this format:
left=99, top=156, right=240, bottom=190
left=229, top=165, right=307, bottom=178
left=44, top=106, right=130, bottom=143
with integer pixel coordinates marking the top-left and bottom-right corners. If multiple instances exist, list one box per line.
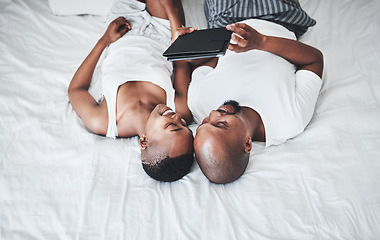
left=174, top=0, right=323, bottom=183
left=68, top=0, right=195, bottom=182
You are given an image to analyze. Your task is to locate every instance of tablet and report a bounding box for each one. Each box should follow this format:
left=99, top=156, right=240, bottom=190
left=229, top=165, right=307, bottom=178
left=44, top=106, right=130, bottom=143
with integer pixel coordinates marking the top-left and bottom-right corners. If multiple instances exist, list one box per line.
left=163, top=27, right=232, bottom=61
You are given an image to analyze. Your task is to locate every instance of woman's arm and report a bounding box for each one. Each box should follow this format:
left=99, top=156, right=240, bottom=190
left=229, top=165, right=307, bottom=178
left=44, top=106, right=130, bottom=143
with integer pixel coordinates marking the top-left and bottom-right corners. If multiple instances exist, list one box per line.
left=226, top=23, right=323, bottom=78
left=173, top=61, right=193, bottom=124
left=68, top=17, right=130, bottom=133
left=157, top=0, right=186, bottom=41
left=172, top=56, right=220, bottom=125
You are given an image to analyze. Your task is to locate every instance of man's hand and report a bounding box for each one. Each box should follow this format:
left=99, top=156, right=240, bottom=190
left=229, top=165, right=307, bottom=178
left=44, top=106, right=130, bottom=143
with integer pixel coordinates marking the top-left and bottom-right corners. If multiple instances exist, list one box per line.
left=172, top=26, right=197, bottom=42
left=226, top=23, right=323, bottom=78
left=226, top=23, right=266, bottom=53
left=100, top=17, right=131, bottom=45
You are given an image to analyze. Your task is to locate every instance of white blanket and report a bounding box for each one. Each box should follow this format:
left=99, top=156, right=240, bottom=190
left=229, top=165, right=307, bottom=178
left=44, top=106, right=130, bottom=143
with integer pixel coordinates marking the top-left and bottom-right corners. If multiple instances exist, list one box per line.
left=0, top=0, right=379, bottom=239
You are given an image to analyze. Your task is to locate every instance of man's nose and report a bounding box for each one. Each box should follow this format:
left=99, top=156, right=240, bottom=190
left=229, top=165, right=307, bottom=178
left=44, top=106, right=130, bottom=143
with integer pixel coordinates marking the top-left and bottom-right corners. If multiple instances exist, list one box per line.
left=202, top=116, right=210, bottom=124
left=209, top=110, right=222, bottom=123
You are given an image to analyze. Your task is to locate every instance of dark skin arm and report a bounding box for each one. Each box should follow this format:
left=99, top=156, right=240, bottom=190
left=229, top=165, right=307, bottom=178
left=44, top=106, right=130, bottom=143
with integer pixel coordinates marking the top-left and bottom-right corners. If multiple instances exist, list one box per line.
left=173, top=56, right=220, bottom=125
left=172, top=27, right=223, bottom=124
left=163, top=0, right=186, bottom=41
left=173, top=60, right=193, bottom=124
left=148, top=0, right=185, bottom=41
left=68, top=17, right=131, bottom=134
left=227, top=23, right=324, bottom=78
left=171, top=27, right=198, bottom=124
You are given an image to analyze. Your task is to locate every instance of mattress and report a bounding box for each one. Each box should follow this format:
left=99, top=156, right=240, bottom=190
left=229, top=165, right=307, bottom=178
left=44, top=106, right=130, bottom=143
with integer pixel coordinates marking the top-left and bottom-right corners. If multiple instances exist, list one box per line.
left=0, top=0, right=379, bottom=239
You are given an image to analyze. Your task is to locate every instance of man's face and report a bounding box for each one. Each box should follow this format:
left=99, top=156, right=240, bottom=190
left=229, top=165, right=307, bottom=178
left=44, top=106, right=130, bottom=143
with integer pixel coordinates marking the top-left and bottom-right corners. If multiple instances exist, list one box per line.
left=194, top=102, right=246, bottom=154
left=144, top=104, right=194, bottom=159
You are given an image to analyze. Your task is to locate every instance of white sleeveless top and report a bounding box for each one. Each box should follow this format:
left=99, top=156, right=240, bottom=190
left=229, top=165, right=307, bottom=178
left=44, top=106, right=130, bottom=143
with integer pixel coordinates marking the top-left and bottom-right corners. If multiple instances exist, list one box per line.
left=100, top=35, right=174, bottom=138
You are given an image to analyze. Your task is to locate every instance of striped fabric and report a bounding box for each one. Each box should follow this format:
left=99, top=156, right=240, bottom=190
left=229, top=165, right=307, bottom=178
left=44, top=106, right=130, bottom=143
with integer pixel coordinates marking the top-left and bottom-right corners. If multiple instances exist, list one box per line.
left=204, top=0, right=316, bottom=37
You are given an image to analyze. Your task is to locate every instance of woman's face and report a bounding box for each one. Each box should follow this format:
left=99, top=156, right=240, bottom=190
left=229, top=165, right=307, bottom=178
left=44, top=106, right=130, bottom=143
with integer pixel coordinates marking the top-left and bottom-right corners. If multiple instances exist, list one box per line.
left=143, top=104, right=194, bottom=159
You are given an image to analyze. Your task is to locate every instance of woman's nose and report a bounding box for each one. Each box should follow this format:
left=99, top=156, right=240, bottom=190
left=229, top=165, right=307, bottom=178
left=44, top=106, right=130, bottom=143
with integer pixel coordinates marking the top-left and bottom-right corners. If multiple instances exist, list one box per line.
left=172, top=112, right=182, bottom=122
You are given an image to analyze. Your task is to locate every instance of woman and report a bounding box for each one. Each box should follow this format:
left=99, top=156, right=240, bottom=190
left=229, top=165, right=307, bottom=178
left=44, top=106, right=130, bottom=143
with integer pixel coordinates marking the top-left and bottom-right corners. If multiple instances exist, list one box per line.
left=68, top=0, right=195, bottom=182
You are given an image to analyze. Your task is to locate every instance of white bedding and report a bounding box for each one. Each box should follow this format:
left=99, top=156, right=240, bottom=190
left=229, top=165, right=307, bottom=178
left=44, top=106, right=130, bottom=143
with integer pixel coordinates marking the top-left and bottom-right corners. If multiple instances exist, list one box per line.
left=1, top=0, right=380, bottom=239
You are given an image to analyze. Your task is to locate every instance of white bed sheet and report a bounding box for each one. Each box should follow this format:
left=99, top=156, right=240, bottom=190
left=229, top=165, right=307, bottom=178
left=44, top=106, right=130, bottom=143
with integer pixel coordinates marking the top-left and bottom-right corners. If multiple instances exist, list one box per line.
left=0, top=0, right=380, bottom=239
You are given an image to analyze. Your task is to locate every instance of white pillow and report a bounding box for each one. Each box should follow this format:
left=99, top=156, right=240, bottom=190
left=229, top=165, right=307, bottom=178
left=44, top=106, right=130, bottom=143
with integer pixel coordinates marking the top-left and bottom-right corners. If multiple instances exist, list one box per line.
left=48, top=0, right=115, bottom=17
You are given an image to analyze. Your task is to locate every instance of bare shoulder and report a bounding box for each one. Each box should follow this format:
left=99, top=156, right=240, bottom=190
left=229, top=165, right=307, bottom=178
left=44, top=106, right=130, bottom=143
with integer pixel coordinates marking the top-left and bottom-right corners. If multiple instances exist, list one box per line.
left=81, top=99, right=109, bottom=136
left=85, top=99, right=108, bottom=135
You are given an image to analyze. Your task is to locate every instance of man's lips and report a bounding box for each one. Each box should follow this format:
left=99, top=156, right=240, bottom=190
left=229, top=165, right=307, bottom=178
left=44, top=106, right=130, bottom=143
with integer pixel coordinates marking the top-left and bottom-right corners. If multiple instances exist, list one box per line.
left=217, top=105, right=235, bottom=114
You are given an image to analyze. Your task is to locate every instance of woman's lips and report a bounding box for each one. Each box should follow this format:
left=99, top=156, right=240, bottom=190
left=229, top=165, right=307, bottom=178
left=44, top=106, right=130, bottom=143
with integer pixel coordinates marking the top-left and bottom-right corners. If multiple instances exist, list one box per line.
left=160, top=106, right=174, bottom=116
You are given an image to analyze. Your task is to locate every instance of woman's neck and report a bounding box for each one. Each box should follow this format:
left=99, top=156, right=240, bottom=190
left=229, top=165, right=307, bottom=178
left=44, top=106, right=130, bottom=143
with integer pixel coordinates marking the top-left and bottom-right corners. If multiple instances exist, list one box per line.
left=134, top=104, right=152, bottom=137
left=116, top=101, right=155, bottom=138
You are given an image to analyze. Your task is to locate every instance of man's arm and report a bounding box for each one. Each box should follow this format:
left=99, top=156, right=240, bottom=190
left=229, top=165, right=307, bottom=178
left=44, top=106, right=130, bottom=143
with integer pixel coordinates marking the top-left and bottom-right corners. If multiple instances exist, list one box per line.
left=68, top=17, right=130, bottom=134
left=227, top=23, right=323, bottom=78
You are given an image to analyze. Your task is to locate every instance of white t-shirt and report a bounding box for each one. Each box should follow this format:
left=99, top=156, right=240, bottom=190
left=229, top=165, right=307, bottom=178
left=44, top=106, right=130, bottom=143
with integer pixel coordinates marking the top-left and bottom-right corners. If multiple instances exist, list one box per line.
left=188, top=19, right=322, bottom=146
left=101, top=13, right=174, bottom=138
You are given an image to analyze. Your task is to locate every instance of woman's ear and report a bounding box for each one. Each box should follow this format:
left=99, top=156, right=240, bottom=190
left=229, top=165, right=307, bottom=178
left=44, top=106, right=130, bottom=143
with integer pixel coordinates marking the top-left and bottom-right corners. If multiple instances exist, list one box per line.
left=244, top=137, right=252, bottom=153
left=139, top=134, right=148, bottom=150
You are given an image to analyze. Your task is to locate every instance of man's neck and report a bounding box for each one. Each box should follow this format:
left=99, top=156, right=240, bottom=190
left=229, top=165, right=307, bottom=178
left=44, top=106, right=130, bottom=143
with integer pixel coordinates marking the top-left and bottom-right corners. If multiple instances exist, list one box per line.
left=241, top=107, right=266, bottom=142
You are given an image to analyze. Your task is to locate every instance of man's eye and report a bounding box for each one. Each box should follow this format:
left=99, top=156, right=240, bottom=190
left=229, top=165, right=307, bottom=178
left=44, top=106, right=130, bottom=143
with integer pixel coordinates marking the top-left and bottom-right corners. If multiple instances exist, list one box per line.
left=217, top=122, right=228, bottom=129
left=181, top=118, right=187, bottom=126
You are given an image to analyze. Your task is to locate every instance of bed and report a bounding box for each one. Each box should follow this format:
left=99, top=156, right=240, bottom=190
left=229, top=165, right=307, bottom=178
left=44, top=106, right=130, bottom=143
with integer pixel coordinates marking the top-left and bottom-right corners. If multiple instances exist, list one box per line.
left=1, top=0, right=380, bottom=239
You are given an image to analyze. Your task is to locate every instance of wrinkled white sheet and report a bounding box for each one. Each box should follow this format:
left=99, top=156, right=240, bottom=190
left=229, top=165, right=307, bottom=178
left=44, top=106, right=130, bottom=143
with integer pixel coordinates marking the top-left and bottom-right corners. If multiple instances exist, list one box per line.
left=0, top=0, right=379, bottom=239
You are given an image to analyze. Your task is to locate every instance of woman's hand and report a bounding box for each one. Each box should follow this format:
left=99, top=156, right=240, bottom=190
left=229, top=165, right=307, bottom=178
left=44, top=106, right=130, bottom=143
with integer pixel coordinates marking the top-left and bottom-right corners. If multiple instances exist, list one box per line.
left=226, top=23, right=266, bottom=53
left=100, top=17, right=131, bottom=45
left=172, top=26, right=197, bottom=42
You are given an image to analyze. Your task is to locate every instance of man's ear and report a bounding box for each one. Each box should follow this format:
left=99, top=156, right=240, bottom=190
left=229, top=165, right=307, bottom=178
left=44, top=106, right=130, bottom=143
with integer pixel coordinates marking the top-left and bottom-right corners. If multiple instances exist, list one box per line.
left=139, top=134, right=148, bottom=150
left=244, top=137, right=252, bottom=153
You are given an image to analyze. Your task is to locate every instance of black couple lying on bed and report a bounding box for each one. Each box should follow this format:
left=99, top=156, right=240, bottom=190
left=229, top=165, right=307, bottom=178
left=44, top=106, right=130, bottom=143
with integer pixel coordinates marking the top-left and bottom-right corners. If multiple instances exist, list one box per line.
left=68, top=0, right=323, bottom=184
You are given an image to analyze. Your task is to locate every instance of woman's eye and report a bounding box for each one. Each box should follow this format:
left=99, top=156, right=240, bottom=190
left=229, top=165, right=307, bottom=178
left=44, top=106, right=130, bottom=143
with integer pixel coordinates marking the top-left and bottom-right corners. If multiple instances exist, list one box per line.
left=166, top=123, right=175, bottom=128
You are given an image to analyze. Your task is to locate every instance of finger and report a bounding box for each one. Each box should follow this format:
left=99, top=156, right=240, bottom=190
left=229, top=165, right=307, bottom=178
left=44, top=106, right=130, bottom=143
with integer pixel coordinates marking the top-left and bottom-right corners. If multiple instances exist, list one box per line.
left=227, top=23, right=247, bottom=38
left=116, top=17, right=130, bottom=29
left=116, top=24, right=130, bottom=37
left=182, top=27, right=197, bottom=34
left=116, top=20, right=131, bottom=33
left=125, top=22, right=132, bottom=31
left=231, top=22, right=249, bottom=29
left=228, top=43, right=244, bottom=53
left=117, top=24, right=126, bottom=33
left=119, top=25, right=129, bottom=36
left=228, top=43, right=235, bottom=51
left=231, top=33, right=248, bottom=48
left=114, top=16, right=125, bottom=24
left=116, top=16, right=125, bottom=21
left=232, top=27, right=247, bottom=39
left=177, top=27, right=197, bottom=37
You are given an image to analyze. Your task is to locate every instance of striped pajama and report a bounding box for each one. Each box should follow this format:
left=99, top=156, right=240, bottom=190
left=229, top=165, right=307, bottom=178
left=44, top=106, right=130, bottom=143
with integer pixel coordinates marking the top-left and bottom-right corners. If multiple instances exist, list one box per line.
left=204, top=0, right=316, bottom=37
